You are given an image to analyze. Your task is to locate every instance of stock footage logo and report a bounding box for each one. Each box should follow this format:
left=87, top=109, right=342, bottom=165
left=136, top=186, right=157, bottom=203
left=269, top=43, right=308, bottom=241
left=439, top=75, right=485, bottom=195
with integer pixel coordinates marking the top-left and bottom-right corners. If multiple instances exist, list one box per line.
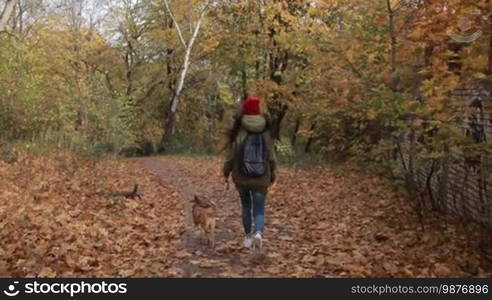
left=447, top=8, right=488, bottom=43
left=3, top=281, right=20, bottom=297
left=2, top=280, right=128, bottom=298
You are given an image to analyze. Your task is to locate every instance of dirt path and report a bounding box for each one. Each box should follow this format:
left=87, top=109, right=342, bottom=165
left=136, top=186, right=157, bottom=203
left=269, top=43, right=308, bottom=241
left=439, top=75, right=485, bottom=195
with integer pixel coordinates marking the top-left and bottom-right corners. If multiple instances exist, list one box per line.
left=136, top=156, right=275, bottom=277
left=134, top=156, right=492, bottom=278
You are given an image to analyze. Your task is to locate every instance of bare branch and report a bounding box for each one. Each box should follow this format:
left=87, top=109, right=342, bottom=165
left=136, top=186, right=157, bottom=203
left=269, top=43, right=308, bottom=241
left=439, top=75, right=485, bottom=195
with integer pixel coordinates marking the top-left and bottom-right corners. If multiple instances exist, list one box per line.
left=162, top=0, right=187, bottom=48
left=0, top=0, right=18, bottom=32
left=169, top=0, right=209, bottom=113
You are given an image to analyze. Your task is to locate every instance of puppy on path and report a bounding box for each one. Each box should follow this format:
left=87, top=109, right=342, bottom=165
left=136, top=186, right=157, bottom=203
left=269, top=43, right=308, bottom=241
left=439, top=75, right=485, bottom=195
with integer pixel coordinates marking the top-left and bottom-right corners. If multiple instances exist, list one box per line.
left=191, top=195, right=217, bottom=248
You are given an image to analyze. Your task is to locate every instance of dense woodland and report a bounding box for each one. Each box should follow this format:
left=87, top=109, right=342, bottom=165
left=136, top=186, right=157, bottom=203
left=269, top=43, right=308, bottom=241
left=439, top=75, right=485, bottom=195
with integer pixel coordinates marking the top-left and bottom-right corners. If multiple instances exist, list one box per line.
left=0, top=0, right=489, bottom=156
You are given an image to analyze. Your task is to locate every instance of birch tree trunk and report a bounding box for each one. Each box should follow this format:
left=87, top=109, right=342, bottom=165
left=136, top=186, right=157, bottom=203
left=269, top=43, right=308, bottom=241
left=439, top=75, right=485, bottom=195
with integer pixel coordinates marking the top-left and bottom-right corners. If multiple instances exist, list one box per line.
left=162, top=0, right=210, bottom=147
left=0, top=0, right=17, bottom=32
left=387, top=0, right=400, bottom=91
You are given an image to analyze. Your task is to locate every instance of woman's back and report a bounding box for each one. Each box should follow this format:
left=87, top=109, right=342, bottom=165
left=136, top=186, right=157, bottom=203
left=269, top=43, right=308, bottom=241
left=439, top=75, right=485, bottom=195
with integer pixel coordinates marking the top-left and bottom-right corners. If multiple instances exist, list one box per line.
left=223, top=99, right=277, bottom=194
left=222, top=96, right=278, bottom=250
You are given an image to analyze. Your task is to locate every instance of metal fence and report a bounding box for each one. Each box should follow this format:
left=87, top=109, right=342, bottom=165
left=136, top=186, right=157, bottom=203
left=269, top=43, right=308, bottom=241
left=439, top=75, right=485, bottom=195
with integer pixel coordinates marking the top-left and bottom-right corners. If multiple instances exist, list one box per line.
left=399, top=82, right=492, bottom=228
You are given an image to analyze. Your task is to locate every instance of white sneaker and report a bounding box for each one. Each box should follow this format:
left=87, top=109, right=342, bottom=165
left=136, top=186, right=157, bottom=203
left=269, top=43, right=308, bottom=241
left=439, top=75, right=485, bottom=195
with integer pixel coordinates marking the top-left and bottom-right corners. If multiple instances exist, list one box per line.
left=252, top=232, right=262, bottom=250
left=243, top=234, right=253, bottom=248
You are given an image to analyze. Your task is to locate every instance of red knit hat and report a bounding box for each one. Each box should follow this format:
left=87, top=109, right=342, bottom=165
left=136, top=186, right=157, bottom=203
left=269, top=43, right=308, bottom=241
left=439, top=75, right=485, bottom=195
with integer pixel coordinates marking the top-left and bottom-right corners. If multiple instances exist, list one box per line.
left=242, top=96, right=261, bottom=115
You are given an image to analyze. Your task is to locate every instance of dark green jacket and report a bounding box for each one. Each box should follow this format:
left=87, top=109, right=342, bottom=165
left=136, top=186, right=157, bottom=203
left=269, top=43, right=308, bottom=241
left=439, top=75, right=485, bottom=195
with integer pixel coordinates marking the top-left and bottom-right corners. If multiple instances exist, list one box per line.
left=223, top=114, right=277, bottom=194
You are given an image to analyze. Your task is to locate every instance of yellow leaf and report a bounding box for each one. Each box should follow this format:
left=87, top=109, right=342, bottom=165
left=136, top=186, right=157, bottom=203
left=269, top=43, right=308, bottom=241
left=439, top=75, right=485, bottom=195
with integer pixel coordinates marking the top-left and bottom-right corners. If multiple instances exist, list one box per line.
left=473, top=72, right=487, bottom=80
left=408, top=27, right=424, bottom=40
left=367, top=109, right=377, bottom=120
left=470, top=55, right=488, bottom=71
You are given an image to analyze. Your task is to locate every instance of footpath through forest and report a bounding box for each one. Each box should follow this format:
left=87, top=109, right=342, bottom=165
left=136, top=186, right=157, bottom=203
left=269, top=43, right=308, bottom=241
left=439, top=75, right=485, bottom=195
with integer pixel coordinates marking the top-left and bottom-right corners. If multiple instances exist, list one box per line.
left=136, top=156, right=492, bottom=278
left=1, top=154, right=491, bottom=278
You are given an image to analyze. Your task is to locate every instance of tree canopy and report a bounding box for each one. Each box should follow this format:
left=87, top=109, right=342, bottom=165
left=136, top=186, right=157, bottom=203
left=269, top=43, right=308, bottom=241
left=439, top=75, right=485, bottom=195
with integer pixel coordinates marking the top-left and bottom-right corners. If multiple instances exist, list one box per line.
left=1, top=0, right=491, bottom=159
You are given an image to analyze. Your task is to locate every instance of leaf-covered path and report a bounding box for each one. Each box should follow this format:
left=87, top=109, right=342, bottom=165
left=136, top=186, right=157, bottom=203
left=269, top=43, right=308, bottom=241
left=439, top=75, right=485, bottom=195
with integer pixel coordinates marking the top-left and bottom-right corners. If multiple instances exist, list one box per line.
left=1, top=153, right=490, bottom=278
left=137, top=156, right=492, bottom=278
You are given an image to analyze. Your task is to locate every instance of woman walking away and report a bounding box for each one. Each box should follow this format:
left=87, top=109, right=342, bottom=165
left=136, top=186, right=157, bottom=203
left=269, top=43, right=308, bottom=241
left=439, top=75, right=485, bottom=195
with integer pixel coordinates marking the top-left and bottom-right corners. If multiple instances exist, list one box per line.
left=223, top=96, right=277, bottom=250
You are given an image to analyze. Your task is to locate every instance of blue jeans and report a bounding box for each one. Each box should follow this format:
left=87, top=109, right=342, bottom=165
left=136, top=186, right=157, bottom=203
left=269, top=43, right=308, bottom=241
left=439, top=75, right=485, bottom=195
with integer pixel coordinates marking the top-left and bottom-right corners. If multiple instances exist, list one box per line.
left=239, top=190, right=266, bottom=234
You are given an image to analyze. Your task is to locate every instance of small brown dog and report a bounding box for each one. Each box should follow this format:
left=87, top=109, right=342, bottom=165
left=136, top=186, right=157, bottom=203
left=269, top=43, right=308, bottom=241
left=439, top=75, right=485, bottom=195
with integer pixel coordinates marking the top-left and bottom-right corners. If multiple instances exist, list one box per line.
left=191, top=195, right=217, bottom=248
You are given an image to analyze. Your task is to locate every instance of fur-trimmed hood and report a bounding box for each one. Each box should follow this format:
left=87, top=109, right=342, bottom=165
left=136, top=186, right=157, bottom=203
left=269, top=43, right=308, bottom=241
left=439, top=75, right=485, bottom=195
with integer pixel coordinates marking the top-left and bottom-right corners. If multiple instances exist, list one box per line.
left=241, top=115, right=266, bottom=133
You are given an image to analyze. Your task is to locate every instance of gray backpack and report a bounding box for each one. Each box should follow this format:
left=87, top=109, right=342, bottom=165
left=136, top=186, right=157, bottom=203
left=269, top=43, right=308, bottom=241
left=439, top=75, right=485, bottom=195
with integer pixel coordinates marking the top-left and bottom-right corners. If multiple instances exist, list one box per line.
left=239, top=132, right=267, bottom=177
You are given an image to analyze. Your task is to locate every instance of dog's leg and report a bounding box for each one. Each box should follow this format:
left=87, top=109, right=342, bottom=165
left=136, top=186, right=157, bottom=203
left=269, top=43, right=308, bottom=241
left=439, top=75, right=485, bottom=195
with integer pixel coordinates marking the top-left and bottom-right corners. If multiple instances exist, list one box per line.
left=200, top=227, right=207, bottom=245
left=208, top=219, right=216, bottom=248
left=207, top=231, right=214, bottom=248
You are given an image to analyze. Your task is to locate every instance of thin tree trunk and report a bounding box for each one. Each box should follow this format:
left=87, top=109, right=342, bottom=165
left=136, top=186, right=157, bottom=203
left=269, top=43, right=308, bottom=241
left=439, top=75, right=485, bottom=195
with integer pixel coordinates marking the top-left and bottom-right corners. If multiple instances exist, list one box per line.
left=17, top=1, right=23, bottom=35
left=0, top=0, right=17, bottom=32
left=162, top=0, right=210, bottom=146
left=387, top=0, right=398, bottom=91
left=304, top=123, right=316, bottom=153
left=489, top=1, right=492, bottom=75
left=387, top=0, right=396, bottom=72
left=163, top=110, right=176, bottom=145
left=163, top=43, right=193, bottom=142
left=125, top=48, right=134, bottom=97
left=269, top=102, right=288, bottom=140
left=241, top=67, right=248, bottom=100
left=267, top=52, right=289, bottom=140
left=14, top=0, right=23, bottom=35
left=291, top=117, right=301, bottom=147
left=206, top=93, right=217, bottom=153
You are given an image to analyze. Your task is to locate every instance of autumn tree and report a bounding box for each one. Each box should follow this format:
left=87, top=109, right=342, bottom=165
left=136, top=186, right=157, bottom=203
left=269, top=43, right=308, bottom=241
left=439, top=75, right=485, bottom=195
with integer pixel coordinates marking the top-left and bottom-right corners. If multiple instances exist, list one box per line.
left=0, top=0, right=17, bottom=32
left=159, top=0, right=211, bottom=149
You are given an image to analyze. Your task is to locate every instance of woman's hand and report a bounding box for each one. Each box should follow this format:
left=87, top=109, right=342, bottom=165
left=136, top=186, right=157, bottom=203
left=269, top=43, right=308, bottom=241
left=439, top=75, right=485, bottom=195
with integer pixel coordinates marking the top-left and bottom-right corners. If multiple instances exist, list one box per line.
left=224, top=176, right=230, bottom=190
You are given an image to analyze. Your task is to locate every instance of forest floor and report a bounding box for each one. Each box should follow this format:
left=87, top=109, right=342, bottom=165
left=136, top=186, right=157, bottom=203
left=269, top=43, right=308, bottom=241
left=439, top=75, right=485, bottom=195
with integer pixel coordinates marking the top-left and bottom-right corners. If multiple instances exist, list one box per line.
left=136, top=156, right=492, bottom=278
left=1, top=153, right=491, bottom=277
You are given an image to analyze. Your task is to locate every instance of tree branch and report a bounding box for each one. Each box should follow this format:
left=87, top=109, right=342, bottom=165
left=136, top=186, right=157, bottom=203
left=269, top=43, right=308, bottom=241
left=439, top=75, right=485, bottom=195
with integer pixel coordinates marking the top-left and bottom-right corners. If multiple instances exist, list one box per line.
left=332, top=49, right=363, bottom=79
left=0, top=0, right=17, bottom=32
left=169, top=0, right=210, bottom=113
left=387, top=0, right=397, bottom=73
left=163, top=0, right=187, bottom=48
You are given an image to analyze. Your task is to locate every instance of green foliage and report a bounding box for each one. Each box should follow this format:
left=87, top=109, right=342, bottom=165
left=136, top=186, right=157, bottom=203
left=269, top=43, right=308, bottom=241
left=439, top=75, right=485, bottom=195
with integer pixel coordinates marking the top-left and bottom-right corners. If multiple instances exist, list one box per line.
left=274, top=137, right=296, bottom=163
